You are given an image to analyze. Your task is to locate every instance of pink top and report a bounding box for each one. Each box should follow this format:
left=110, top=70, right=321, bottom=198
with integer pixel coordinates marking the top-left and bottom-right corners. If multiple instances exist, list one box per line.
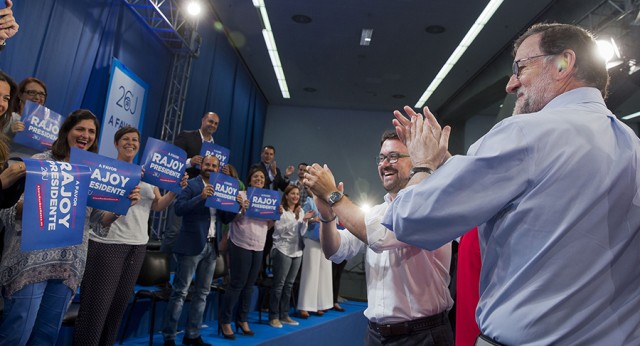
left=229, top=190, right=271, bottom=251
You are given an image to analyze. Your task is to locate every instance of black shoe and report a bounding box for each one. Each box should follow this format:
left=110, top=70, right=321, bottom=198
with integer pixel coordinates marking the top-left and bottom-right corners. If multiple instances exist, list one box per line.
left=236, top=321, right=256, bottom=336
left=218, top=323, right=236, bottom=340
left=182, top=335, right=212, bottom=346
left=164, top=340, right=176, bottom=346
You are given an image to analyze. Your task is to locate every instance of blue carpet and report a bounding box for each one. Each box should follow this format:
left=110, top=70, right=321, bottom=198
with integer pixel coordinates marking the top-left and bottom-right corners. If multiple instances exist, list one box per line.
left=119, top=300, right=368, bottom=346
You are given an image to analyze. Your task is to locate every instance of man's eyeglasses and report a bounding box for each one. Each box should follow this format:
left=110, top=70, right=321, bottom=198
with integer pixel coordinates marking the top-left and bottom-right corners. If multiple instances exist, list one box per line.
left=376, top=152, right=409, bottom=165
left=512, top=54, right=554, bottom=78
left=23, top=90, right=47, bottom=98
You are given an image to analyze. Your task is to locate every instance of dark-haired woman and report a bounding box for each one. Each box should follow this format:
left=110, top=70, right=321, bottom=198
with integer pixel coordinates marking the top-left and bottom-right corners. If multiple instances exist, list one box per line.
left=0, top=110, right=139, bottom=345
left=219, top=168, right=275, bottom=339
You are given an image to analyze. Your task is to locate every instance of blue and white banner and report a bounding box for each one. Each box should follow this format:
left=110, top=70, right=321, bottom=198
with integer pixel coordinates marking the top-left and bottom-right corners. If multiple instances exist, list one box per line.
left=140, top=137, right=186, bottom=193
left=70, top=148, right=141, bottom=215
left=245, top=187, right=281, bottom=220
left=13, top=101, right=65, bottom=152
left=21, top=158, right=91, bottom=251
left=98, top=58, right=148, bottom=160
left=205, top=172, right=240, bottom=213
left=200, top=142, right=230, bottom=167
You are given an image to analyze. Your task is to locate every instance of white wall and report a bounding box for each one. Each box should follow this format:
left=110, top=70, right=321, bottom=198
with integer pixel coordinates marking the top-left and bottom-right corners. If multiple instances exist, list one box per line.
left=263, top=105, right=395, bottom=206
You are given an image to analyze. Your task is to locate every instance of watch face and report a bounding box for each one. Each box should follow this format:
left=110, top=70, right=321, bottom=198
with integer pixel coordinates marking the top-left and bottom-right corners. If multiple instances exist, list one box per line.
left=329, top=192, right=343, bottom=205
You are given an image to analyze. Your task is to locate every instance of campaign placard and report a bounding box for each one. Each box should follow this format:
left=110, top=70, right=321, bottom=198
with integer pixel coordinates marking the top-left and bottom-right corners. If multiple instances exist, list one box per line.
left=199, top=142, right=230, bottom=167
left=140, top=137, right=186, bottom=193
left=205, top=172, right=240, bottom=213
left=13, top=101, right=65, bottom=152
left=21, top=158, right=91, bottom=251
left=245, top=187, right=281, bottom=220
left=70, top=148, right=141, bottom=215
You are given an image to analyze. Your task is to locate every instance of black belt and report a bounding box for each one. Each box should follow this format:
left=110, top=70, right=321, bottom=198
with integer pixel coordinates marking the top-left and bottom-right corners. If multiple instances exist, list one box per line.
left=368, top=312, right=448, bottom=337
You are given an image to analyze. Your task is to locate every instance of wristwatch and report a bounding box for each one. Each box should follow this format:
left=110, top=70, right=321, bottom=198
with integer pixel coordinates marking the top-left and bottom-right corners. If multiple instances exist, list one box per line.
left=410, top=166, right=434, bottom=178
left=327, top=191, right=344, bottom=206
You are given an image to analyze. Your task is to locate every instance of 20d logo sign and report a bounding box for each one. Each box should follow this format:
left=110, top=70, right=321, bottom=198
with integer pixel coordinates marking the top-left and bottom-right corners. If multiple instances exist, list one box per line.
left=116, top=85, right=138, bottom=115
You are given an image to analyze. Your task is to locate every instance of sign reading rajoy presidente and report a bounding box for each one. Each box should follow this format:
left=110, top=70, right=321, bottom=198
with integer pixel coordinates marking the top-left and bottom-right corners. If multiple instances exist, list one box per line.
left=70, top=148, right=141, bottom=215
left=245, top=187, right=281, bottom=220
left=205, top=172, right=240, bottom=213
left=140, top=137, right=186, bottom=193
left=199, top=142, right=230, bottom=167
left=13, top=101, right=65, bottom=152
left=21, top=158, right=91, bottom=251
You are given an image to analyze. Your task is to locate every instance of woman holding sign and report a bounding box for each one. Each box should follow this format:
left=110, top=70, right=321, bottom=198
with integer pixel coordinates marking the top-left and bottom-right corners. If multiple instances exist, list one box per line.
left=219, top=168, right=275, bottom=339
left=73, top=126, right=187, bottom=345
left=0, top=110, right=139, bottom=345
left=268, top=185, right=314, bottom=328
left=1, top=77, right=48, bottom=158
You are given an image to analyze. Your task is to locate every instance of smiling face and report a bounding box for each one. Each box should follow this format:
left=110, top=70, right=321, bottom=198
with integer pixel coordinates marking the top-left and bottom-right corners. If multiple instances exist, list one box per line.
left=21, top=81, right=47, bottom=107
left=115, top=131, right=140, bottom=163
left=506, top=34, right=559, bottom=115
left=378, top=139, right=411, bottom=197
left=261, top=147, right=275, bottom=165
left=67, top=119, right=97, bottom=151
left=200, top=155, right=220, bottom=180
left=250, top=170, right=266, bottom=188
left=286, top=187, right=300, bottom=208
left=200, top=112, right=219, bottom=137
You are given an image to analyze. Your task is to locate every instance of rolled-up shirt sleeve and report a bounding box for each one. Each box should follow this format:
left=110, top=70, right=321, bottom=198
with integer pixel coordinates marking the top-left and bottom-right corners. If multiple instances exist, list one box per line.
left=365, top=199, right=411, bottom=252
left=329, top=229, right=365, bottom=263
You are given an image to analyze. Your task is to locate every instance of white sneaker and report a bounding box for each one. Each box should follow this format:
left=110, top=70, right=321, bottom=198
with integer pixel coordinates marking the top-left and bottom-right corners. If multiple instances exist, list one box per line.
left=280, top=317, right=300, bottom=326
left=269, top=319, right=283, bottom=328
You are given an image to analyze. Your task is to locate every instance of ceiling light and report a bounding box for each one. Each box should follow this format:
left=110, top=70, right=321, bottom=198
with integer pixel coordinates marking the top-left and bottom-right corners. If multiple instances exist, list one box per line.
left=415, top=0, right=504, bottom=108
left=621, top=111, right=640, bottom=120
left=185, top=1, right=202, bottom=17
left=254, top=0, right=290, bottom=98
left=360, top=29, right=373, bottom=46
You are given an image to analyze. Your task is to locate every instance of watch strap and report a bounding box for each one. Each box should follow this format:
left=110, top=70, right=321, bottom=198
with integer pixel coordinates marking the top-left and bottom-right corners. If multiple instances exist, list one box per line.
left=410, top=167, right=434, bottom=177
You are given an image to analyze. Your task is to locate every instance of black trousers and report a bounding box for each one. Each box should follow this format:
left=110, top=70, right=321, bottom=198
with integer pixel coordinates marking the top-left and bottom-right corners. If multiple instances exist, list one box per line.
left=73, top=241, right=146, bottom=346
left=364, top=316, right=454, bottom=346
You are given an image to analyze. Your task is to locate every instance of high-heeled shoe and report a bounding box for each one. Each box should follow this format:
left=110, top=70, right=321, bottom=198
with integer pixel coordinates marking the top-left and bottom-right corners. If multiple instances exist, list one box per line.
left=235, top=321, right=255, bottom=336
left=218, top=323, right=236, bottom=340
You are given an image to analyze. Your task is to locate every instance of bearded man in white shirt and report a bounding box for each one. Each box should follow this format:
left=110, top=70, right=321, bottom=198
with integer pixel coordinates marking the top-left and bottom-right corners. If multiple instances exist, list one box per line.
left=303, top=130, right=454, bottom=346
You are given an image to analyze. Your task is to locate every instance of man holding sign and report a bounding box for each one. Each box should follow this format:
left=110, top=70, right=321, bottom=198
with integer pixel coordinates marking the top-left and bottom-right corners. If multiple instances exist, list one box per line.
left=174, top=112, right=219, bottom=178
left=162, top=155, right=220, bottom=346
left=164, top=112, right=220, bottom=257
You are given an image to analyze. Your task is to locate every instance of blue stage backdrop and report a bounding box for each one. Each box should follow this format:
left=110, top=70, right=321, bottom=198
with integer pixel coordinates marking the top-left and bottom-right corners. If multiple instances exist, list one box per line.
left=1, top=0, right=267, bottom=180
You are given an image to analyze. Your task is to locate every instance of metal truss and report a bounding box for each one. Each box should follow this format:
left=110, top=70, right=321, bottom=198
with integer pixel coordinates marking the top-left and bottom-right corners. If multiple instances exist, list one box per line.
left=122, top=0, right=200, bottom=239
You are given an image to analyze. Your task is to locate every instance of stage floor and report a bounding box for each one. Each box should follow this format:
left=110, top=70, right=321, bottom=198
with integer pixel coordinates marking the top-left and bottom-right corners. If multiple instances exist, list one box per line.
left=119, top=300, right=368, bottom=346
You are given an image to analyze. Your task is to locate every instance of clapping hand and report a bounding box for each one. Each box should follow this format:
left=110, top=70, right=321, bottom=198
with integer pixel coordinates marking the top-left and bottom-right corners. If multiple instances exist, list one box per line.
left=392, top=106, right=451, bottom=170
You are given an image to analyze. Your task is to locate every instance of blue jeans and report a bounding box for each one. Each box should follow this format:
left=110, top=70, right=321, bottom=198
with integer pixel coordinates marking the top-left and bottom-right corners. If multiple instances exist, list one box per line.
left=220, top=241, right=262, bottom=324
left=162, top=243, right=217, bottom=340
left=269, top=249, right=302, bottom=320
left=0, top=279, right=73, bottom=346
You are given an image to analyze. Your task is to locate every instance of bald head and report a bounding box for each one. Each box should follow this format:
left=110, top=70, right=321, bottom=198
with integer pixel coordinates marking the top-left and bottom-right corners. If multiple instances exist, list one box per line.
left=200, top=112, right=220, bottom=138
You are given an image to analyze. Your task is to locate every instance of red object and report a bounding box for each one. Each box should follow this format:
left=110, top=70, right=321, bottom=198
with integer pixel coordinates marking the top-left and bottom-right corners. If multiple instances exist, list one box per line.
left=456, top=227, right=481, bottom=346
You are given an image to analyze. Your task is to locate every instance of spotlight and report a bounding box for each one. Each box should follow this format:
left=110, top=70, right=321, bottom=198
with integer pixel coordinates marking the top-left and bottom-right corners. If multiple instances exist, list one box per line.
left=186, top=1, right=202, bottom=17
left=360, top=203, right=371, bottom=213
left=597, top=38, right=622, bottom=69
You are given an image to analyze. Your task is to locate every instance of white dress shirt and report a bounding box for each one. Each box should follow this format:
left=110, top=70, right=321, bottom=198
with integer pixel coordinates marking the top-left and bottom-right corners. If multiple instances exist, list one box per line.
left=330, top=194, right=453, bottom=324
